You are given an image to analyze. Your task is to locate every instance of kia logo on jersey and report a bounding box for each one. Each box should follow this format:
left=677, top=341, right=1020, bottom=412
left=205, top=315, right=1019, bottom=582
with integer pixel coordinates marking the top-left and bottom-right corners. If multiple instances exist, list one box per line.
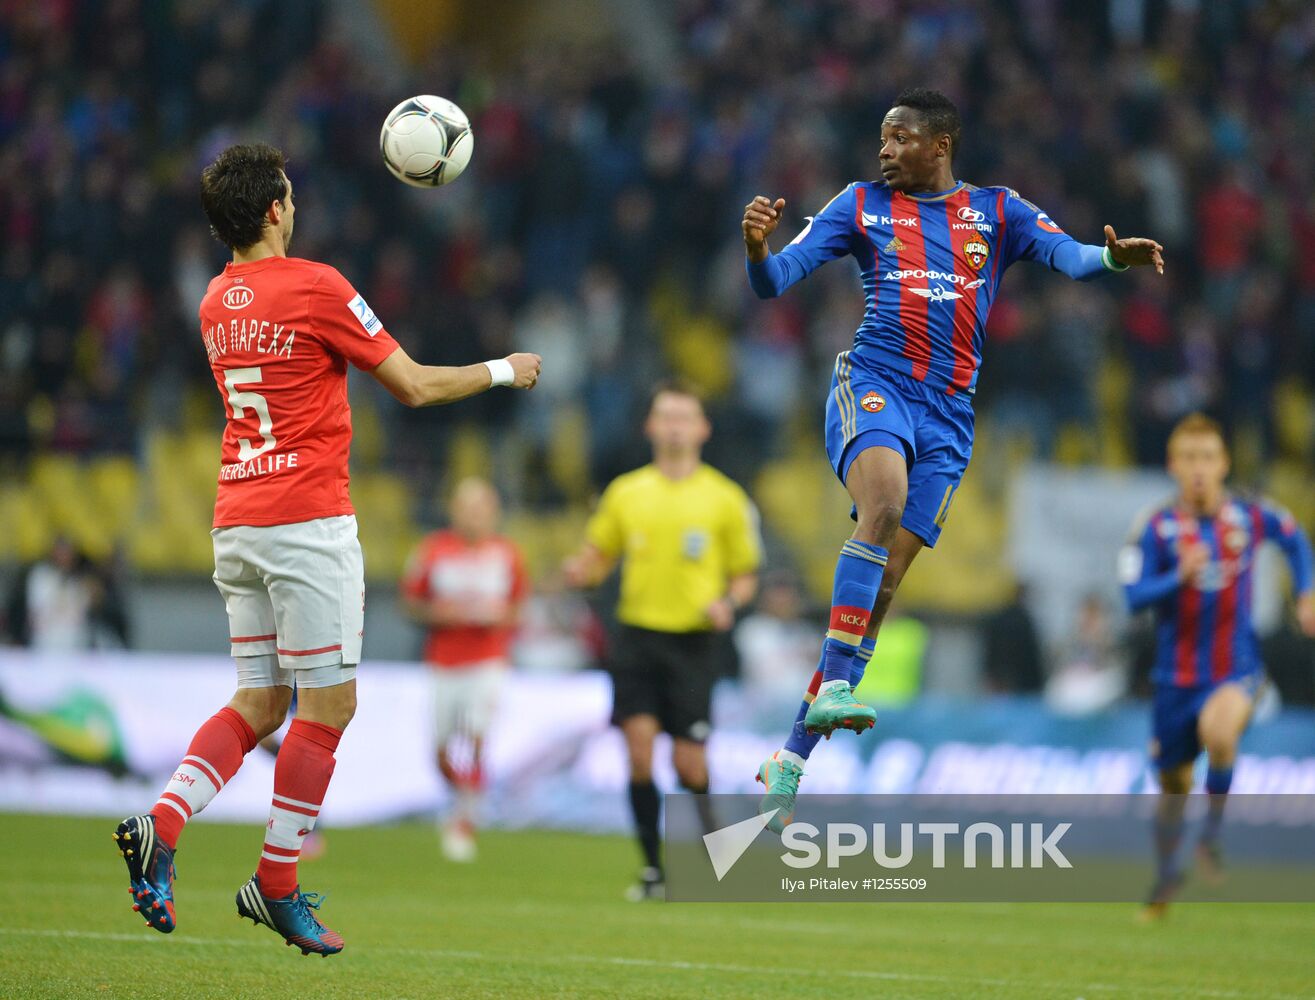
left=223, top=286, right=255, bottom=310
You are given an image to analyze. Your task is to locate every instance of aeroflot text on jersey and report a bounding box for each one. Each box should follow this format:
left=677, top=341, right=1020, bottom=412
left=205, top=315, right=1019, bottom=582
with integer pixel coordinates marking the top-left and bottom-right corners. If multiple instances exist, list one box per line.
left=202, top=317, right=297, bottom=363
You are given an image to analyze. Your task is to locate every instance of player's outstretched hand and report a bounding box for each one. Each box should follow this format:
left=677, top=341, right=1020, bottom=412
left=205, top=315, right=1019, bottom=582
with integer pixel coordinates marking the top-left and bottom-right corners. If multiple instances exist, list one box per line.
left=1296, top=592, right=1315, bottom=638
left=705, top=597, right=735, bottom=632
left=1104, top=225, right=1164, bottom=274
left=1175, top=540, right=1210, bottom=584
left=506, top=353, right=542, bottom=389
left=743, top=196, right=786, bottom=263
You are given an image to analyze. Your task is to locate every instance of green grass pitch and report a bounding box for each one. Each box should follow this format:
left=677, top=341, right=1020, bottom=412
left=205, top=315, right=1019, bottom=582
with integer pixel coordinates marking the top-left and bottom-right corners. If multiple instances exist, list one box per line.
left=1, top=813, right=1311, bottom=999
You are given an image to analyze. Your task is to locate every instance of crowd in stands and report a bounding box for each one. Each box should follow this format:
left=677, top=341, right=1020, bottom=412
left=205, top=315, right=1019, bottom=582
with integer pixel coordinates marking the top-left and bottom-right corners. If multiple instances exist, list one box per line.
left=4, top=1, right=1315, bottom=697
left=4, top=1, right=1315, bottom=482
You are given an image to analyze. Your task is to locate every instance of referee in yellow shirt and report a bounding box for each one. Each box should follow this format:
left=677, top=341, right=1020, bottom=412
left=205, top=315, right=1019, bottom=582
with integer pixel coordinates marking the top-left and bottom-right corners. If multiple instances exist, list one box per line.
left=564, top=381, right=761, bottom=900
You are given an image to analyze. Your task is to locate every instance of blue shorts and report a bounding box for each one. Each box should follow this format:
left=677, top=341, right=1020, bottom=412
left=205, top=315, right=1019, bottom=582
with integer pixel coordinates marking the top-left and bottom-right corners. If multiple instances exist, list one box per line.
left=824, top=354, right=975, bottom=548
left=1151, top=674, right=1261, bottom=770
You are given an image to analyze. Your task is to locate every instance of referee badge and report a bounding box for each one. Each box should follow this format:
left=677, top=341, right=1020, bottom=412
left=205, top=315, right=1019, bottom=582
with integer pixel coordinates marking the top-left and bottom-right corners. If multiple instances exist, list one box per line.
left=860, top=392, right=885, bottom=413
left=682, top=529, right=709, bottom=560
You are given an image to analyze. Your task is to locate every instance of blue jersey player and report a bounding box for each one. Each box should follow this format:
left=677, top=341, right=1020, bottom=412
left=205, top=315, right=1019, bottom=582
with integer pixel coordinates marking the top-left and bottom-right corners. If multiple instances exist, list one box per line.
left=743, top=88, right=1165, bottom=830
left=1120, top=413, right=1315, bottom=917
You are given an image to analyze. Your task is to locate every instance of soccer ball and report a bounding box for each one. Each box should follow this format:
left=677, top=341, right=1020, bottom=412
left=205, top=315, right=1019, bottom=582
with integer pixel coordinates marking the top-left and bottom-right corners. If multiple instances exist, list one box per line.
left=379, top=95, right=474, bottom=188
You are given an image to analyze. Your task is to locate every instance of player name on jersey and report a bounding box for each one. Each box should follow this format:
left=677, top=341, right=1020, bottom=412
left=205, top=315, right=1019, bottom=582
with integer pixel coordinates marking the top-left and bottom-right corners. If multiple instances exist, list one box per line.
left=202, top=316, right=297, bottom=364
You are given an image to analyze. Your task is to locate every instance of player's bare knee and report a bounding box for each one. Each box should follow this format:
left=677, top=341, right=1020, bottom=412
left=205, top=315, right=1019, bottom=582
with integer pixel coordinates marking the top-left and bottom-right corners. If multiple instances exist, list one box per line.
left=295, top=678, right=357, bottom=731
left=1158, top=768, right=1192, bottom=795
left=326, top=691, right=357, bottom=730
left=674, top=759, right=707, bottom=791
left=1201, top=734, right=1237, bottom=766
left=228, top=689, right=290, bottom=739
left=854, top=501, right=904, bottom=544
left=677, top=770, right=707, bottom=792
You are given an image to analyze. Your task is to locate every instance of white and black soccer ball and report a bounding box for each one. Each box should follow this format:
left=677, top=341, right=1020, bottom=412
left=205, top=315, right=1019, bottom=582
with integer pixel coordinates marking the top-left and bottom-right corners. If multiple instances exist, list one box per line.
left=379, top=95, right=473, bottom=188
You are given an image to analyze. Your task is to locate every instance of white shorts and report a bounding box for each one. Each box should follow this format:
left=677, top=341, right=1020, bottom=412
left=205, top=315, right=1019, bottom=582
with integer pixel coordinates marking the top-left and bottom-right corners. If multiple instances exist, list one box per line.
left=212, top=514, right=364, bottom=686
left=431, top=661, right=507, bottom=744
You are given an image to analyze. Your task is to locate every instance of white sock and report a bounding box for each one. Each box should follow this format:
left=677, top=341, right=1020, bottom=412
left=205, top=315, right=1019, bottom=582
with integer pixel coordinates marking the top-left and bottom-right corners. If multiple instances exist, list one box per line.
left=777, top=749, right=806, bottom=769
left=818, top=679, right=849, bottom=694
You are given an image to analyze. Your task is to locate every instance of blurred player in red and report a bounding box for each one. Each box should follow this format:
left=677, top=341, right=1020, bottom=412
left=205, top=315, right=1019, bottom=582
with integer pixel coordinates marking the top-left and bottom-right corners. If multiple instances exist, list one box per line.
left=112, top=144, right=541, bottom=954
left=401, top=477, right=528, bottom=863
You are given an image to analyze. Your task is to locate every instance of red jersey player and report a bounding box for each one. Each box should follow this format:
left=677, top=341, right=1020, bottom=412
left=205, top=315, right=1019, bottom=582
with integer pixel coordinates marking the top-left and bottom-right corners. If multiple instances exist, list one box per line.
left=401, top=477, right=528, bottom=862
left=112, top=144, right=541, bottom=955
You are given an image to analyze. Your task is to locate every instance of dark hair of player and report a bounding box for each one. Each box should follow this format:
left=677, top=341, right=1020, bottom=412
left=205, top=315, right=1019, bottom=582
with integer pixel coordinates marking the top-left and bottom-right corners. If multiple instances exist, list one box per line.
left=647, top=378, right=706, bottom=415
left=891, top=88, right=962, bottom=161
left=200, top=144, right=289, bottom=251
left=1167, top=412, right=1227, bottom=453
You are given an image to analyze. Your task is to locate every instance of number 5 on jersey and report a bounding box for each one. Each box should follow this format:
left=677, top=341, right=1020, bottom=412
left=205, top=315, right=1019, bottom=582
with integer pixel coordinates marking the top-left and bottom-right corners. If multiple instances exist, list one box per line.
left=224, top=367, right=277, bottom=461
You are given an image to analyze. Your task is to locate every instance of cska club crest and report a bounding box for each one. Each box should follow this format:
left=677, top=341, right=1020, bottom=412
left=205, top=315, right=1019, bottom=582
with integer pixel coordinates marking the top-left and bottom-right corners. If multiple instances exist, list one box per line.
left=860, top=391, right=885, bottom=413
left=963, top=233, right=989, bottom=270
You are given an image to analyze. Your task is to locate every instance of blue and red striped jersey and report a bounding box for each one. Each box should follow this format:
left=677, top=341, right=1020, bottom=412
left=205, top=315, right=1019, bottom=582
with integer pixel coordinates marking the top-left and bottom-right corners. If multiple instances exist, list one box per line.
left=1120, top=497, right=1314, bottom=688
left=747, top=180, right=1099, bottom=395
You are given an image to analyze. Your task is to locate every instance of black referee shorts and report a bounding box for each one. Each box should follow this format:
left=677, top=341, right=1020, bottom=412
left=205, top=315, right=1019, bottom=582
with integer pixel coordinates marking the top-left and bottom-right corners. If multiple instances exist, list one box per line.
left=608, top=625, right=720, bottom=743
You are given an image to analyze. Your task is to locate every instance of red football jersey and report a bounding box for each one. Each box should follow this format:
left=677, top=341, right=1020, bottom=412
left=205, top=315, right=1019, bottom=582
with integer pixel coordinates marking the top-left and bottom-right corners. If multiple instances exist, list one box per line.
left=400, top=531, right=529, bottom=668
left=198, top=257, right=399, bottom=527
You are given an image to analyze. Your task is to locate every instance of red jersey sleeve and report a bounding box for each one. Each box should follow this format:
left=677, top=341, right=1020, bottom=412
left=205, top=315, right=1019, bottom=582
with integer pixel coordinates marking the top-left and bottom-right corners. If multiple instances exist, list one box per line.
left=509, top=543, right=530, bottom=606
left=400, top=536, right=437, bottom=600
left=309, top=267, right=400, bottom=370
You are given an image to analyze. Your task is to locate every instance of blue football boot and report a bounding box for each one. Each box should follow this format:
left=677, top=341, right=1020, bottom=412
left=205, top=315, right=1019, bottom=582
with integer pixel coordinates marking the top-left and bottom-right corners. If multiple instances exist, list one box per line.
left=112, top=814, right=177, bottom=933
left=236, top=874, right=345, bottom=956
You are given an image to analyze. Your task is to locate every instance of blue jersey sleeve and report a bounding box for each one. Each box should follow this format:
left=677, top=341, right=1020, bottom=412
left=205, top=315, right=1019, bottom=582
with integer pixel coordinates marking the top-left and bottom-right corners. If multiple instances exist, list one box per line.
left=1120, top=512, right=1180, bottom=612
left=1001, top=191, right=1108, bottom=282
left=1259, top=501, right=1315, bottom=595
left=747, top=184, right=857, bottom=298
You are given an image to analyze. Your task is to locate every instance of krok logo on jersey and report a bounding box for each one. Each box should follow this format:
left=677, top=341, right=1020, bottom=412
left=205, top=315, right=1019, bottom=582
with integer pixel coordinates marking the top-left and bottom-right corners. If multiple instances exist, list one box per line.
left=862, top=211, right=919, bottom=229
left=861, top=392, right=885, bottom=413
left=963, top=234, right=990, bottom=270
left=223, top=286, right=255, bottom=310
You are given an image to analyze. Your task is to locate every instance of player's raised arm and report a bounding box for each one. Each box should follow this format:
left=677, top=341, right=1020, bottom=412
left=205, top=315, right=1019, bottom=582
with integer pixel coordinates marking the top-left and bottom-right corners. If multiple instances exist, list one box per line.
left=371, top=346, right=541, bottom=408
left=743, top=186, right=858, bottom=299
left=561, top=543, right=616, bottom=590
left=1119, top=515, right=1207, bottom=612
left=742, top=196, right=786, bottom=263
left=1103, top=225, right=1165, bottom=274
left=1001, top=192, right=1164, bottom=281
left=1258, top=501, right=1315, bottom=636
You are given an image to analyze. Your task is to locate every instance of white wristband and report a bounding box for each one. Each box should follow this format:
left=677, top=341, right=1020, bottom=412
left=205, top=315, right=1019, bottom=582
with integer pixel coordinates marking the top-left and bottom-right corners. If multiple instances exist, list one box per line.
left=484, top=358, right=515, bottom=387
left=1101, top=245, right=1130, bottom=272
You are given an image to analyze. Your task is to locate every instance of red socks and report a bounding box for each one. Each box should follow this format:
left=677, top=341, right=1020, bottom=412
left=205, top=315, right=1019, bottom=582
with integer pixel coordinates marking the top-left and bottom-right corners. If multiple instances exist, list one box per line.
left=148, top=708, right=343, bottom=898
left=256, top=719, right=342, bottom=898
left=151, top=707, right=257, bottom=850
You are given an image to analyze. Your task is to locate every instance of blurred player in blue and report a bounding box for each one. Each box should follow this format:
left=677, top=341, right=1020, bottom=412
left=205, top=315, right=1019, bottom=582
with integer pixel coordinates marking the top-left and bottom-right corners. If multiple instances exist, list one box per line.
left=743, top=88, right=1164, bottom=828
left=1120, top=413, right=1315, bottom=918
